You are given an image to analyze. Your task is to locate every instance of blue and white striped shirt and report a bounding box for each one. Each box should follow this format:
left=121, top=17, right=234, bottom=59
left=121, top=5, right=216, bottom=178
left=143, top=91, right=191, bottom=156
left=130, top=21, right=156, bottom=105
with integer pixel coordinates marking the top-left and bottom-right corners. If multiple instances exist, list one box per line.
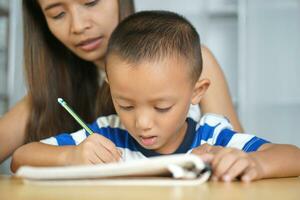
left=41, top=114, right=269, bottom=162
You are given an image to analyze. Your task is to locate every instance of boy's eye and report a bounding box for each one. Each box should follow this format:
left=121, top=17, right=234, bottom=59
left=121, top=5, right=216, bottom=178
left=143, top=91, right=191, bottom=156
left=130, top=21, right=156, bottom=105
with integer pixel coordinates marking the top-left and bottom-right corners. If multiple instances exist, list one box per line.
left=85, top=0, right=100, bottom=7
left=155, top=106, right=172, bottom=113
left=119, top=105, right=134, bottom=111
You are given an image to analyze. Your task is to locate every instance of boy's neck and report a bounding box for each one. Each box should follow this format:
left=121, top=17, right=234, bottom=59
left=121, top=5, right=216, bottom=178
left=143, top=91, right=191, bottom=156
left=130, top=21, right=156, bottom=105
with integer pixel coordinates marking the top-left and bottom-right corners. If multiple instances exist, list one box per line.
left=157, top=121, right=188, bottom=154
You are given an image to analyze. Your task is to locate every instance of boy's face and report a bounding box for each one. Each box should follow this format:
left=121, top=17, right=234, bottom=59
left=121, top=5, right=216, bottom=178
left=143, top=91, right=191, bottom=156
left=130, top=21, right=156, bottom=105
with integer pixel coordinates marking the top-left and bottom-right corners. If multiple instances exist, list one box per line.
left=106, top=55, right=208, bottom=154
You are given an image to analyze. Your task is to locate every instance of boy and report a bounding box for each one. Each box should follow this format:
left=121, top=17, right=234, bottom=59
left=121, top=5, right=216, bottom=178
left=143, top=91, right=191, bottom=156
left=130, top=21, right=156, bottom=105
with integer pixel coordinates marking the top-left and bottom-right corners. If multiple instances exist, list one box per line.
left=12, top=11, right=300, bottom=182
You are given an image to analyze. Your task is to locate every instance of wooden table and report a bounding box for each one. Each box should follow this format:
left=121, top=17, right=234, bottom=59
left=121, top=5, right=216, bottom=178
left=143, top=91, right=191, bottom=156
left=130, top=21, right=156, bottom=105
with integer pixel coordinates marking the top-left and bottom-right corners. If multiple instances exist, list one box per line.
left=0, top=175, right=299, bottom=200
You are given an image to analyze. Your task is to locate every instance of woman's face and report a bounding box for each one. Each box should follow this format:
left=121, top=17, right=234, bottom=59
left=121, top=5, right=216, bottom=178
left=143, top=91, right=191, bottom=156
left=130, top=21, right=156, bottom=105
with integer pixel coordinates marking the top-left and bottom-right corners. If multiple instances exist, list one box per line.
left=38, top=0, right=119, bottom=65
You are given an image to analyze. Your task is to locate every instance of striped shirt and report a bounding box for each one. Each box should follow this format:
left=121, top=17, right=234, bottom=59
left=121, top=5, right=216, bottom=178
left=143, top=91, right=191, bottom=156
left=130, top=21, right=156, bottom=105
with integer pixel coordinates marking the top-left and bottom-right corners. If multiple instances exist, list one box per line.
left=41, top=114, right=269, bottom=162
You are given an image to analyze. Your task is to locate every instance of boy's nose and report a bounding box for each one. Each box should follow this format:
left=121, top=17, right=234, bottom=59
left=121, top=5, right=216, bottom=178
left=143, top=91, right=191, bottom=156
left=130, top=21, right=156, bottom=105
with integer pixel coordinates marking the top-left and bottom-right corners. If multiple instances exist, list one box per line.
left=135, top=114, right=153, bottom=132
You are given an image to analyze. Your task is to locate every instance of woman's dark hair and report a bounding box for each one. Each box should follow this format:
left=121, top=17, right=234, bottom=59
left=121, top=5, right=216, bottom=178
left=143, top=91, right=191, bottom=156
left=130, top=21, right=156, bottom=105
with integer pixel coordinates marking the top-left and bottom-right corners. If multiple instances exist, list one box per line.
left=22, top=0, right=135, bottom=142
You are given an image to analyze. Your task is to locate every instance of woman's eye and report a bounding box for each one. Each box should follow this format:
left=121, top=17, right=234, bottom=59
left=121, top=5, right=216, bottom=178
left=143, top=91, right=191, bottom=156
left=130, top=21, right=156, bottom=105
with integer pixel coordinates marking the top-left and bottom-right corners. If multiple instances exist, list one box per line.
left=155, top=107, right=172, bottom=113
left=52, top=12, right=65, bottom=20
left=85, top=0, right=99, bottom=7
left=119, top=105, right=134, bottom=111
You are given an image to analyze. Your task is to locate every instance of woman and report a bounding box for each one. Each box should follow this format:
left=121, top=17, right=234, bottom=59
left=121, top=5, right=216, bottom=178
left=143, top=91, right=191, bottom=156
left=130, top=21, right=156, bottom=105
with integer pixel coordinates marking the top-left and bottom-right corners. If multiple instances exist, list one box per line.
left=0, top=0, right=242, bottom=163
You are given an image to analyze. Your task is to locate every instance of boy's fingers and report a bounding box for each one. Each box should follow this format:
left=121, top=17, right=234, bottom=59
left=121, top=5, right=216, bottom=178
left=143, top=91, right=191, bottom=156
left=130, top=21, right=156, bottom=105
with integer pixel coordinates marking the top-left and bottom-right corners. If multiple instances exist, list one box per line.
left=118, top=149, right=123, bottom=157
left=198, top=153, right=214, bottom=163
left=211, top=148, right=234, bottom=169
left=241, top=167, right=258, bottom=182
left=88, top=153, right=105, bottom=165
left=95, top=142, right=118, bottom=163
left=208, top=146, right=224, bottom=154
left=192, top=143, right=212, bottom=155
left=192, top=144, right=223, bottom=155
left=214, top=153, right=237, bottom=178
left=222, top=158, right=249, bottom=182
left=94, top=134, right=121, bottom=161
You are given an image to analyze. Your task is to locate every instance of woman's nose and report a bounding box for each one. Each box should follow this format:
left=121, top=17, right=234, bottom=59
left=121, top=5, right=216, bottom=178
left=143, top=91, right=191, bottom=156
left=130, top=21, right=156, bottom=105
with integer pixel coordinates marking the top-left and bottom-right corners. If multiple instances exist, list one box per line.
left=70, top=8, right=92, bottom=34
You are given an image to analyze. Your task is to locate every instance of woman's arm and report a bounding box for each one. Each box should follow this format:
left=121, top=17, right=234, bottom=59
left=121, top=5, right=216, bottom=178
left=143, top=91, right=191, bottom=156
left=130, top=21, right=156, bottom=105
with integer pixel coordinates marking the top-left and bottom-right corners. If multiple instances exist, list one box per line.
left=200, top=46, right=243, bottom=132
left=0, top=96, right=29, bottom=162
left=11, top=142, right=74, bottom=173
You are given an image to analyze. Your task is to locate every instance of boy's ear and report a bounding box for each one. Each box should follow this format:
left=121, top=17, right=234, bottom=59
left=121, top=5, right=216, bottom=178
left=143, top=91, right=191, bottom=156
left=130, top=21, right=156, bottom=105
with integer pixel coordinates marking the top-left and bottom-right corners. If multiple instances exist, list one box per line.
left=191, top=79, right=210, bottom=105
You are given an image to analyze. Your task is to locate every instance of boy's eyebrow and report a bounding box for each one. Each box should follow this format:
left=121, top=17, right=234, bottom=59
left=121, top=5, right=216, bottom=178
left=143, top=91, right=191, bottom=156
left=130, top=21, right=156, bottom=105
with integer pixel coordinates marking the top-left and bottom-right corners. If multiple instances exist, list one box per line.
left=44, top=2, right=62, bottom=11
left=114, top=95, right=175, bottom=102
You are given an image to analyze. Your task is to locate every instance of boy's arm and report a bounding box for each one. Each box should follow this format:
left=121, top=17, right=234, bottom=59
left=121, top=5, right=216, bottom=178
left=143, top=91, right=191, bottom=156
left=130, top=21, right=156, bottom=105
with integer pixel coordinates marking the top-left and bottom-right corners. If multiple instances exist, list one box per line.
left=193, top=115, right=300, bottom=181
left=11, top=134, right=122, bottom=173
left=251, top=143, right=300, bottom=179
left=192, top=143, right=300, bottom=181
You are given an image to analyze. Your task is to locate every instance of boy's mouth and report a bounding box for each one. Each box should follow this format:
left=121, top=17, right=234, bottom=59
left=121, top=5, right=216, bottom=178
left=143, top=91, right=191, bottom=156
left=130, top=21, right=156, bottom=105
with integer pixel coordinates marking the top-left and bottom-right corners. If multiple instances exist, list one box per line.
left=139, top=136, right=157, bottom=147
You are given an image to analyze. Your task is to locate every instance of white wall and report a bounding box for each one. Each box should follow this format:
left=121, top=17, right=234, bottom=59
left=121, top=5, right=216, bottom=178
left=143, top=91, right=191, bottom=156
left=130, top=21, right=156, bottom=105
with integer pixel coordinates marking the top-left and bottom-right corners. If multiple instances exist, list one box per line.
left=0, top=0, right=9, bottom=115
left=7, top=0, right=26, bottom=108
left=238, top=0, right=300, bottom=145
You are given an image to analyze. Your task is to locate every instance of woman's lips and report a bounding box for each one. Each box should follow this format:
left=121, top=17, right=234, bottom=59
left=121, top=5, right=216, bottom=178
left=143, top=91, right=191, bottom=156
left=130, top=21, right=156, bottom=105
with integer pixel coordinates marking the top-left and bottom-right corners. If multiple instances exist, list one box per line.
left=140, top=136, right=157, bottom=146
left=76, top=36, right=103, bottom=52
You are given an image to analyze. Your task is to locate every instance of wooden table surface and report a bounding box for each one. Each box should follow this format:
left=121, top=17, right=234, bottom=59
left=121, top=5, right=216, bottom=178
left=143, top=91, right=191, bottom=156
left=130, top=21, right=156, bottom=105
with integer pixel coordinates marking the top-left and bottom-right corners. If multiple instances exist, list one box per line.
left=0, top=175, right=299, bottom=200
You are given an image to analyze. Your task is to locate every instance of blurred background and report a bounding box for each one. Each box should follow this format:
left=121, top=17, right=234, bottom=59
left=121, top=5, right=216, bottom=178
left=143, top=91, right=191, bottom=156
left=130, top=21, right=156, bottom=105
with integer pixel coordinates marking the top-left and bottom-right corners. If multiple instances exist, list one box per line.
left=0, top=0, right=299, bottom=173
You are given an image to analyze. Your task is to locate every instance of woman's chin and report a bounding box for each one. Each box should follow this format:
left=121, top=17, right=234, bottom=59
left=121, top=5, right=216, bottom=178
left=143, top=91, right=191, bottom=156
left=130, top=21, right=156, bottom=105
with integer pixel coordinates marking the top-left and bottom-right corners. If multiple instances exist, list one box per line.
left=77, top=51, right=104, bottom=64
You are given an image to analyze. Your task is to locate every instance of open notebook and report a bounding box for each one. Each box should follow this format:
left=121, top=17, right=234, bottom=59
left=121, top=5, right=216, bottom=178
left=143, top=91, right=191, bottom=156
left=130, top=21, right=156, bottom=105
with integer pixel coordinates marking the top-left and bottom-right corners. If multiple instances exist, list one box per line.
left=15, top=154, right=211, bottom=186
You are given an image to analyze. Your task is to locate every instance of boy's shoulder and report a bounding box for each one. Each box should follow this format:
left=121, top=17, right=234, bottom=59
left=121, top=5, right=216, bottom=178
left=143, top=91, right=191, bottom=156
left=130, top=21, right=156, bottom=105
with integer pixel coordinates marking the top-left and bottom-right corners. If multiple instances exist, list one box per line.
left=197, top=113, right=233, bottom=130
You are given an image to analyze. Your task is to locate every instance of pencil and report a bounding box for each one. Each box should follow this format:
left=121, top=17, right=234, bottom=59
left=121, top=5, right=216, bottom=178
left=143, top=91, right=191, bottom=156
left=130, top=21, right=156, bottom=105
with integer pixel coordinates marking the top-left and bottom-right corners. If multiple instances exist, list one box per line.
left=57, top=98, right=94, bottom=135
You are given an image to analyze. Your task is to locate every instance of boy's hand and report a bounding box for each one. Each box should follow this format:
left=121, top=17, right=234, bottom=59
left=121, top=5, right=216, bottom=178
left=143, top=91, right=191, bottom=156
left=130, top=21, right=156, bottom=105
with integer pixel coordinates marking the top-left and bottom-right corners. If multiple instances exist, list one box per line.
left=192, top=144, right=264, bottom=182
left=65, top=134, right=122, bottom=165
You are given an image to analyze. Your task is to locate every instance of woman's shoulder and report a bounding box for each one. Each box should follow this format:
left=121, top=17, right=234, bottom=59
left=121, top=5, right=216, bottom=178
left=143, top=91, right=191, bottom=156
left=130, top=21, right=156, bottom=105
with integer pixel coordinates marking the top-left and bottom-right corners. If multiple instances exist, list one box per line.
left=200, top=45, right=218, bottom=68
left=1, top=95, right=30, bottom=122
left=0, top=95, right=30, bottom=132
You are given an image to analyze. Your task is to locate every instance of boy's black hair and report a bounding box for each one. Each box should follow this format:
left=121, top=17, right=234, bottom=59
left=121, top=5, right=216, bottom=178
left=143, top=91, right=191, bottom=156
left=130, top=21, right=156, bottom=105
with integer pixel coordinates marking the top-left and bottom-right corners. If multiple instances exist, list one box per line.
left=106, top=10, right=202, bottom=82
